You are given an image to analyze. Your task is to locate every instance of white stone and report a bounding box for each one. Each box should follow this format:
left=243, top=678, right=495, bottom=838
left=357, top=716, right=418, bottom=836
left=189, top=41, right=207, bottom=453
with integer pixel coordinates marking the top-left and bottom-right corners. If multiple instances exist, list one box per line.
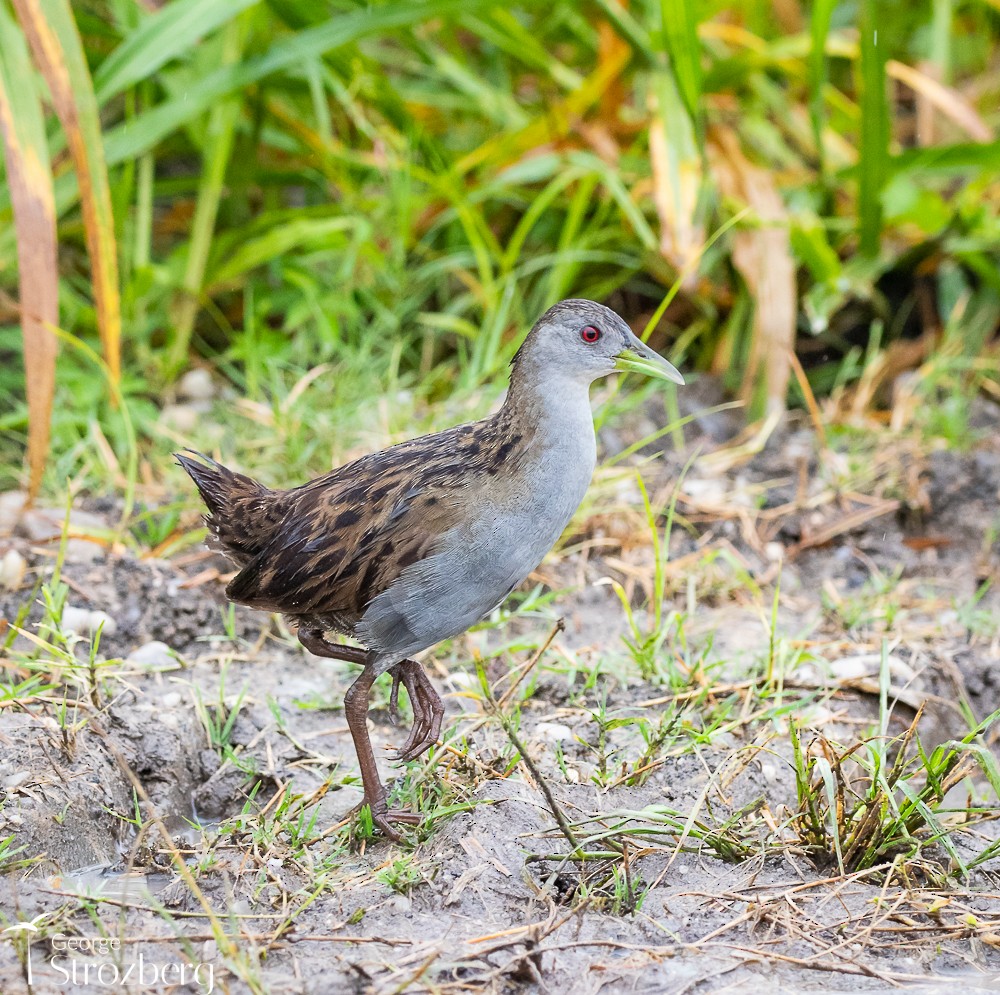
left=388, top=894, right=411, bottom=913
left=0, top=492, right=28, bottom=536
left=60, top=606, right=93, bottom=636
left=60, top=606, right=117, bottom=638
left=127, top=641, right=177, bottom=671
left=178, top=368, right=215, bottom=402
left=88, top=610, right=117, bottom=637
left=0, top=548, right=26, bottom=590
left=830, top=653, right=914, bottom=684
left=159, top=403, right=201, bottom=433
left=533, top=722, right=574, bottom=745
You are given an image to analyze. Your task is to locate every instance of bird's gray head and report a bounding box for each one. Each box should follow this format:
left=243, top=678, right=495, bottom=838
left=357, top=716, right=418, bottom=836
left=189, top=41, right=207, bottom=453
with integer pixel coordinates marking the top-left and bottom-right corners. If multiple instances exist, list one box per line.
left=512, top=299, right=684, bottom=387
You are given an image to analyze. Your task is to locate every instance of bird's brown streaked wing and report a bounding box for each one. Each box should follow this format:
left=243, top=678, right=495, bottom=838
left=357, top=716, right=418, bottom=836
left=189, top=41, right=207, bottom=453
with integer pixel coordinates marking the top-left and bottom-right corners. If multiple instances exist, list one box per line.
left=224, top=452, right=475, bottom=617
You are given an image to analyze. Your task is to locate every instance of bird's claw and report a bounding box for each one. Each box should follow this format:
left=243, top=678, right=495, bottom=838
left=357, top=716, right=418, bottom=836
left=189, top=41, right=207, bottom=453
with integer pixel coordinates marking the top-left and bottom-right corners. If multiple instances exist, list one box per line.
left=360, top=798, right=421, bottom=842
left=388, top=667, right=403, bottom=726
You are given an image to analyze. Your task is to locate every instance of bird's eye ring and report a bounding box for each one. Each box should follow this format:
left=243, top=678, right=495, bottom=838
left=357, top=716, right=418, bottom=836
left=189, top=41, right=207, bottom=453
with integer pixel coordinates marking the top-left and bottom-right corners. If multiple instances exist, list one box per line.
left=580, top=325, right=601, bottom=344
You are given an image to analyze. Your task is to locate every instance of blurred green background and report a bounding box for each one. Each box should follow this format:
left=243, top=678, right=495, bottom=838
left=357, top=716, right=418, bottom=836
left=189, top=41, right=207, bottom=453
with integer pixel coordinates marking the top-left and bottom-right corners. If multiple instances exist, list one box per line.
left=1, top=0, right=999, bottom=503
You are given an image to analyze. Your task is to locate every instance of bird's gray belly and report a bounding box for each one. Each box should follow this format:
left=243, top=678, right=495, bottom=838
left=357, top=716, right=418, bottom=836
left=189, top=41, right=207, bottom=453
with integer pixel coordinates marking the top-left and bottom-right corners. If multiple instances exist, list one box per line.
left=356, top=502, right=575, bottom=670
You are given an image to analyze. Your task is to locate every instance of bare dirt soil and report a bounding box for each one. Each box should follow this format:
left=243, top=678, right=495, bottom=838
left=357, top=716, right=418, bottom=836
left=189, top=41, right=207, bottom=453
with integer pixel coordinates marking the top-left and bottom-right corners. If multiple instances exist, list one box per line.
left=1, top=403, right=1000, bottom=994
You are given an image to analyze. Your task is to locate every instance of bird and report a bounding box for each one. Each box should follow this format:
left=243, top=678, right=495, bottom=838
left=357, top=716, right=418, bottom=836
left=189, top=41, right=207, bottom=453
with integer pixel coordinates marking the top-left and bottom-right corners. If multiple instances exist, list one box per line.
left=176, top=299, right=683, bottom=839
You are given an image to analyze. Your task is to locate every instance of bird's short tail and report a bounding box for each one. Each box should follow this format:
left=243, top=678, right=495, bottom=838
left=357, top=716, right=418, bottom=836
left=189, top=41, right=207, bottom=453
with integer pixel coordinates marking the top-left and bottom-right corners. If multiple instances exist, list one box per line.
left=175, top=450, right=277, bottom=566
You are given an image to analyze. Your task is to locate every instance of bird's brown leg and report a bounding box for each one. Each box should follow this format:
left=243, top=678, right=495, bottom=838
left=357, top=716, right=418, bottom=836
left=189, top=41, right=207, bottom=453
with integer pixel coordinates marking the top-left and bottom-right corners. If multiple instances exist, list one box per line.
left=390, top=660, right=444, bottom=763
left=299, top=628, right=417, bottom=748
left=343, top=660, right=420, bottom=840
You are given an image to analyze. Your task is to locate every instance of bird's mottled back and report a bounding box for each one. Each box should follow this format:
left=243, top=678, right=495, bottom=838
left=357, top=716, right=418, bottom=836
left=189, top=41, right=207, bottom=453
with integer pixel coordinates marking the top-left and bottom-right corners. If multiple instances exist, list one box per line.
left=179, top=405, right=535, bottom=632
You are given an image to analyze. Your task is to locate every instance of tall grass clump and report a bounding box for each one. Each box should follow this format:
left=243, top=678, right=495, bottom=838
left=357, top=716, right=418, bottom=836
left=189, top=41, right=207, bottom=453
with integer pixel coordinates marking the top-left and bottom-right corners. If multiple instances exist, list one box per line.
left=0, top=0, right=997, bottom=494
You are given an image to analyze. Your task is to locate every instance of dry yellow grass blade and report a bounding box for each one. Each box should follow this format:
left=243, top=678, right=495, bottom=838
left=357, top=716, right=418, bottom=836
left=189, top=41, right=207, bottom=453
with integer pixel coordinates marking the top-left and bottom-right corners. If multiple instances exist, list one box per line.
left=708, top=126, right=796, bottom=416
left=455, top=35, right=630, bottom=175
left=12, top=0, right=121, bottom=385
left=887, top=59, right=993, bottom=144
left=0, top=5, right=58, bottom=501
left=648, top=82, right=704, bottom=285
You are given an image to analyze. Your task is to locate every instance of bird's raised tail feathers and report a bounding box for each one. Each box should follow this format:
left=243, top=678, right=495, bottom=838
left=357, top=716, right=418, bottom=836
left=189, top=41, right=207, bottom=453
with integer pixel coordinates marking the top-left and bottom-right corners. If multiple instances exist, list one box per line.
left=175, top=451, right=278, bottom=566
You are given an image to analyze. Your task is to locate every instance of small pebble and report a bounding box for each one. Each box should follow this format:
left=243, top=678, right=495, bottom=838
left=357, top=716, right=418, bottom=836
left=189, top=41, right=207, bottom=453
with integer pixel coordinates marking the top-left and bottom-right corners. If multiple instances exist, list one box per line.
left=0, top=548, right=26, bottom=590
left=89, top=610, right=117, bottom=637
left=389, top=894, right=411, bottom=913
left=830, top=653, right=913, bottom=683
left=533, top=721, right=574, bottom=745
left=0, top=492, right=28, bottom=536
left=178, top=368, right=215, bottom=402
left=61, top=606, right=118, bottom=638
left=18, top=506, right=105, bottom=542
left=3, top=772, right=30, bottom=790
left=127, top=641, right=177, bottom=671
left=160, top=403, right=202, bottom=433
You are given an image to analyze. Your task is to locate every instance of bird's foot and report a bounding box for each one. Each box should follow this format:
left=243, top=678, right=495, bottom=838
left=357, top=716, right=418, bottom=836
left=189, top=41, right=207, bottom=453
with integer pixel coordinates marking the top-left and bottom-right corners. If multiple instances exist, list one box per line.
left=358, top=796, right=421, bottom=842
left=387, top=660, right=444, bottom=763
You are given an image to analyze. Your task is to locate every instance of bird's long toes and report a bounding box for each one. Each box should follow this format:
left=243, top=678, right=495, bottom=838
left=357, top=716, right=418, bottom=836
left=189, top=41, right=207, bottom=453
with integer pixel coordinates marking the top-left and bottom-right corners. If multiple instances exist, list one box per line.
left=370, top=816, right=404, bottom=842
left=395, top=729, right=438, bottom=763
left=386, top=808, right=422, bottom=825
left=390, top=729, right=425, bottom=762
left=427, top=703, right=444, bottom=744
left=371, top=809, right=421, bottom=840
left=387, top=670, right=404, bottom=726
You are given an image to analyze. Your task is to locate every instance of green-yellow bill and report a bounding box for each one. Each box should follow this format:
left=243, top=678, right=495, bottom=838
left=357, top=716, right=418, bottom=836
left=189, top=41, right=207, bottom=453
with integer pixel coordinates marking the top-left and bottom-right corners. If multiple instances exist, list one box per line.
left=615, top=334, right=685, bottom=385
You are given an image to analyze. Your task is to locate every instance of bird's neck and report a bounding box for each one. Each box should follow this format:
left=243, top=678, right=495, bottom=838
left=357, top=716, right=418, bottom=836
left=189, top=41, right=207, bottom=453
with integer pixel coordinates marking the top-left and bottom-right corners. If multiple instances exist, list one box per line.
left=503, top=366, right=594, bottom=434
left=486, top=367, right=597, bottom=532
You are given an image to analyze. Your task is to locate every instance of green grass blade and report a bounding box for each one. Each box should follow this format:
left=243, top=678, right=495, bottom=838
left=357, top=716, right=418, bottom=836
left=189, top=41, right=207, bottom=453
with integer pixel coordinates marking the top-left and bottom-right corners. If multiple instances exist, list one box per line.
left=101, top=0, right=493, bottom=167
left=858, top=0, right=889, bottom=257
left=206, top=216, right=360, bottom=291
left=813, top=757, right=845, bottom=874
left=809, top=0, right=836, bottom=173
left=94, top=0, right=260, bottom=103
left=659, top=0, right=703, bottom=133
left=167, top=13, right=248, bottom=375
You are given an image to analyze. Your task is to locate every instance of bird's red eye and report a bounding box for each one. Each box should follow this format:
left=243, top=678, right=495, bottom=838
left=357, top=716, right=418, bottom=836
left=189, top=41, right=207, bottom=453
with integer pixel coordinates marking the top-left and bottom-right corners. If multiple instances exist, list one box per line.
left=581, top=325, right=601, bottom=344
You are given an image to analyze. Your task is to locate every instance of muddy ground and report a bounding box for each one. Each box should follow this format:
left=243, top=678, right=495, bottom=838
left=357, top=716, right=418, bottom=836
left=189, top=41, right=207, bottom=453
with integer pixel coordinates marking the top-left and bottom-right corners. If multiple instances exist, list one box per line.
left=1, top=398, right=1000, bottom=994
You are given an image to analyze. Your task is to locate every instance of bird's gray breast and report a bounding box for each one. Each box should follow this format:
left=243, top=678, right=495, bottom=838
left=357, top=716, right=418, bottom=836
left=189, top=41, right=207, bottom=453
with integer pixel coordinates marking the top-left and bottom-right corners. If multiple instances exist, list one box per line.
left=356, top=424, right=596, bottom=669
